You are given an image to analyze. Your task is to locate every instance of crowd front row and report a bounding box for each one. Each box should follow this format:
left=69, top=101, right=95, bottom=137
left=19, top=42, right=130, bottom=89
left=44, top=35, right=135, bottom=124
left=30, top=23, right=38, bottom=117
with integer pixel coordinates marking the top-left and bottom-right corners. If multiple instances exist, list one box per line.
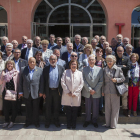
left=0, top=53, right=139, bottom=130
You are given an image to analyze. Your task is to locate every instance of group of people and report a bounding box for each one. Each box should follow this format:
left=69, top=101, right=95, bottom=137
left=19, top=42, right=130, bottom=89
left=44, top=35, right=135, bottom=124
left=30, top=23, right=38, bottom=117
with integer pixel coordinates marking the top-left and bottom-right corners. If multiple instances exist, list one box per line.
left=0, top=33, right=140, bottom=130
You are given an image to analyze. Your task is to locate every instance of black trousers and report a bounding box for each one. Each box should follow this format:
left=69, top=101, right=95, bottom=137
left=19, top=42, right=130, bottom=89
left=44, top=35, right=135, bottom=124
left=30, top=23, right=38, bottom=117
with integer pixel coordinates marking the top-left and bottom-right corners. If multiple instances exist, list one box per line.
left=45, top=89, right=61, bottom=124
left=24, top=95, right=40, bottom=125
left=65, top=106, right=78, bottom=127
left=3, top=99, right=17, bottom=123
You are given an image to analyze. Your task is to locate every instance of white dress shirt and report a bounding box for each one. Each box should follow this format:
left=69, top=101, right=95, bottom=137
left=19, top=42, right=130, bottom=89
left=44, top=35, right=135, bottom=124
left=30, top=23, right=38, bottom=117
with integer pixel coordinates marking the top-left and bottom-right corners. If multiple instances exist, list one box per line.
left=26, top=47, right=33, bottom=60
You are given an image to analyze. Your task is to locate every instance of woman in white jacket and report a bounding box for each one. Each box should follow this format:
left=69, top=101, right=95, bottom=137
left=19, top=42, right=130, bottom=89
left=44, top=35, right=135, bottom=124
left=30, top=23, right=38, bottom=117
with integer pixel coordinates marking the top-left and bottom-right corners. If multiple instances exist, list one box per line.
left=61, top=60, right=84, bottom=129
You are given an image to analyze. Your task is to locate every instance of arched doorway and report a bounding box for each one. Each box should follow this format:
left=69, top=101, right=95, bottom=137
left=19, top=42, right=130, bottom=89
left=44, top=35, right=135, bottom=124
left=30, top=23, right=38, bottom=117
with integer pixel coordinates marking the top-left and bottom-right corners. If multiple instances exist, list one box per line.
left=131, top=6, right=140, bottom=48
left=33, top=0, right=106, bottom=43
left=0, top=6, right=8, bottom=45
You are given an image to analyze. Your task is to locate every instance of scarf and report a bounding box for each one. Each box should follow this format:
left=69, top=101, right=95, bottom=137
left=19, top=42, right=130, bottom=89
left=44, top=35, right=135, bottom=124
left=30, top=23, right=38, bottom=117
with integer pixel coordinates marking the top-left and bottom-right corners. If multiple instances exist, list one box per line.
left=3, top=68, right=17, bottom=82
left=128, top=62, right=139, bottom=78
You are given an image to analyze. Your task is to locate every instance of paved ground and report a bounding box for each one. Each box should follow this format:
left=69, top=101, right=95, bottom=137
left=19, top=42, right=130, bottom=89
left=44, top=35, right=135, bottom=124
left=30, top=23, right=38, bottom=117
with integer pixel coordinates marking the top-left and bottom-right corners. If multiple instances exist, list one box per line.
left=0, top=123, right=140, bottom=140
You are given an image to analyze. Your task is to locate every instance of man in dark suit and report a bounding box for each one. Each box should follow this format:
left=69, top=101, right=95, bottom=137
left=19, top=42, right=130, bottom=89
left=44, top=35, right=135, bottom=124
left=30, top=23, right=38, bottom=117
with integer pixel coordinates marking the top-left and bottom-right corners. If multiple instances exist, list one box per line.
left=13, top=48, right=28, bottom=115
left=19, top=57, right=43, bottom=128
left=33, top=36, right=42, bottom=50
left=61, top=43, right=73, bottom=63
left=97, top=35, right=106, bottom=49
left=40, top=54, right=64, bottom=128
left=52, top=37, right=67, bottom=57
left=21, top=39, right=38, bottom=60
left=116, top=46, right=131, bottom=117
left=1, top=36, right=9, bottom=52
left=18, top=36, right=28, bottom=50
left=73, top=34, right=84, bottom=53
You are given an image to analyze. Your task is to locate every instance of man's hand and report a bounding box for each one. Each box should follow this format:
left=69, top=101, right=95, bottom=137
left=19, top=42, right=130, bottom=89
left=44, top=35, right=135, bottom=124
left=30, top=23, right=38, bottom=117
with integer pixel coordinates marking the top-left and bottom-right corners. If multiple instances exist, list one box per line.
left=90, top=90, right=96, bottom=95
left=112, top=78, right=117, bottom=83
left=43, top=94, right=46, bottom=99
left=18, top=94, right=23, bottom=99
left=102, top=93, right=104, bottom=96
left=68, top=92, right=72, bottom=96
left=39, top=93, right=43, bottom=97
left=123, top=65, right=126, bottom=67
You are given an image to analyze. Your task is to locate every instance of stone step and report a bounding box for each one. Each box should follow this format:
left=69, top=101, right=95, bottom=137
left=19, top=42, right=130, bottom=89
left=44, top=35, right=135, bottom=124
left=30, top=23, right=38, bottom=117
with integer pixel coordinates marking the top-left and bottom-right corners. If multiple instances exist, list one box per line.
left=0, top=114, right=140, bottom=124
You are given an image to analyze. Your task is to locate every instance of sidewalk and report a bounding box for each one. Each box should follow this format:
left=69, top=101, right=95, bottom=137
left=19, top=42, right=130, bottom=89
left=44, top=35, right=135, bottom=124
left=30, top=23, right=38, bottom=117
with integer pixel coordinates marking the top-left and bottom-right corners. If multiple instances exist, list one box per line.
left=0, top=123, right=140, bottom=140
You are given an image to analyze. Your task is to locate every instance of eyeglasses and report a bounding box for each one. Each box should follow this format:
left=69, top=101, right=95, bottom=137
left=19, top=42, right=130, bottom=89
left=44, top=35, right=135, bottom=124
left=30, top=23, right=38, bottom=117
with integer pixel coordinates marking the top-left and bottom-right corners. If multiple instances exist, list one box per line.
left=71, top=55, right=77, bottom=57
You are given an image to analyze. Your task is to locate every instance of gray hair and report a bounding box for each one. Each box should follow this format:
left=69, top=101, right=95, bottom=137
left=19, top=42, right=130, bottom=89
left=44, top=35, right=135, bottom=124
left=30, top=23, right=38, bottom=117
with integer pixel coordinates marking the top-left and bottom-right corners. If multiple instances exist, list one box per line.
left=12, top=40, right=18, bottom=44
left=49, top=54, right=57, bottom=59
left=103, top=41, right=109, bottom=45
left=116, top=34, right=123, bottom=39
left=74, top=34, right=81, bottom=40
left=34, top=36, right=41, bottom=40
left=27, top=39, right=33, bottom=44
left=100, top=35, right=106, bottom=40
left=6, top=43, right=13, bottom=49
left=2, top=36, right=8, bottom=41
left=66, top=42, right=73, bottom=48
left=126, top=44, right=132, bottom=49
left=53, top=49, right=60, bottom=53
left=14, top=48, right=21, bottom=53
left=105, top=47, right=112, bottom=51
left=91, top=38, right=97, bottom=43
left=88, top=54, right=96, bottom=61
left=123, top=37, right=129, bottom=42
left=50, top=34, right=55, bottom=38
left=82, top=37, right=88, bottom=41
left=22, top=36, right=28, bottom=39
left=106, top=55, right=116, bottom=63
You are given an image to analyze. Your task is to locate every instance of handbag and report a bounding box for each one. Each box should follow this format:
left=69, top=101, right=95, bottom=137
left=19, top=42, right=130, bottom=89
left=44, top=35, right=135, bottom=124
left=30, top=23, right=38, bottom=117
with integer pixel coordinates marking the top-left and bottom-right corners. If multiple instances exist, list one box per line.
left=4, top=88, right=17, bottom=101
left=113, top=70, right=128, bottom=96
left=115, top=82, right=128, bottom=96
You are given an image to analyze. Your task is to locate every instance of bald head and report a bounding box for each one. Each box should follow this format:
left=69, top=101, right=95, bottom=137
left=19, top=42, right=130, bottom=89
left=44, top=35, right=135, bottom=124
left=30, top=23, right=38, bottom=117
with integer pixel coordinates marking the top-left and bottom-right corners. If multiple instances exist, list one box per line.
left=70, top=52, right=78, bottom=61
left=28, top=57, right=36, bottom=70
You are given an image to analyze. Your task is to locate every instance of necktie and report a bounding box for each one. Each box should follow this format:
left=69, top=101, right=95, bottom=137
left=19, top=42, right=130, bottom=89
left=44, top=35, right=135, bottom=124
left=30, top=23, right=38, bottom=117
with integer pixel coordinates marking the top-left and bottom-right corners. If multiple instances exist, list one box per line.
left=25, top=48, right=30, bottom=60
left=91, top=69, right=94, bottom=75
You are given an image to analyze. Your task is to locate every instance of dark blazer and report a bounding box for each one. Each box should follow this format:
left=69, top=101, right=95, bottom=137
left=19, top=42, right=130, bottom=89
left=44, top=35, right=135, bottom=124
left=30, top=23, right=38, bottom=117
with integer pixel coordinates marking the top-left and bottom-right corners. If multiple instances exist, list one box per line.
left=61, top=51, right=69, bottom=63
left=18, top=44, right=22, bottom=50
left=40, top=64, right=64, bottom=96
left=73, top=43, right=84, bottom=53
left=19, top=66, right=43, bottom=99
left=12, top=58, right=28, bottom=71
left=33, top=44, right=42, bottom=50
left=1, top=45, right=5, bottom=52
left=21, top=47, right=38, bottom=60
left=116, top=55, right=131, bottom=83
left=97, top=43, right=103, bottom=49
left=52, top=45, right=67, bottom=57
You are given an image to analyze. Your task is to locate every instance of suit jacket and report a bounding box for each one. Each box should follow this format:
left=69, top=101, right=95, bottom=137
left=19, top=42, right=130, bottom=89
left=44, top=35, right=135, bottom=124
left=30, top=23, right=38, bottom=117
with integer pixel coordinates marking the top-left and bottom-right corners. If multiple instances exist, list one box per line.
left=97, top=43, right=103, bottom=49
left=52, top=45, right=67, bottom=57
left=73, top=43, right=84, bottom=53
left=61, top=51, right=69, bottom=63
left=1, top=45, right=5, bottom=52
left=116, top=55, right=131, bottom=83
left=40, top=64, right=64, bottom=96
left=21, top=47, right=38, bottom=60
left=33, top=44, right=42, bottom=50
left=61, top=69, right=84, bottom=106
left=103, top=65, right=125, bottom=95
left=19, top=66, right=43, bottom=99
left=82, top=66, right=103, bottom=98
left=12, top=58, right=28, bottom=71
left=57, top=59, right=66, bottom=68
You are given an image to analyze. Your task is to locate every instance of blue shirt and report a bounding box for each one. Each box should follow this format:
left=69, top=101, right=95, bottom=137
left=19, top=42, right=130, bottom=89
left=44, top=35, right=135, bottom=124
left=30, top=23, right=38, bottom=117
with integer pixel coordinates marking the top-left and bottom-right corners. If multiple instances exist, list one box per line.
left=68, top=52, right=71, bottom=62
left=49, top=65, right=59, bottom=88
left=14, top=58, right=20, bottom=72
left=28, top=66, right=35, bottom=80
left=48, top=43, right=57, bottom=49
left=75, top=43, right=80, bottom=50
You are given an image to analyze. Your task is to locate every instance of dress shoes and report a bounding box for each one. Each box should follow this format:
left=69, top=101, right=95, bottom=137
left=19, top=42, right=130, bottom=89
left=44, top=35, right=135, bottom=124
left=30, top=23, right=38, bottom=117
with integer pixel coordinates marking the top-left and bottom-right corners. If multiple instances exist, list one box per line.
left=45, top=123, right=50, bottom=128
left=99, top=110, right=105, bottom=116
left=92, top=123, right=98, bottom=128
left=83, top=121, right=90, bottom=128
left=23, top=123, right=31, bottom=128
left=123, top=109, right=128, bottom=117
left=35, top=124, right=40, bottom=128
left=54, top=122, right=60, bottom=128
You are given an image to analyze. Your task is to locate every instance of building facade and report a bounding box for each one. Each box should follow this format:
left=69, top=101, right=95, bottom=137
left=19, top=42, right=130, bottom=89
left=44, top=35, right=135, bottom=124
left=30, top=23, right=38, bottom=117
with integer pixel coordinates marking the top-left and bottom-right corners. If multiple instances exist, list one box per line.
left=0, top=0, right=140, bottom=47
